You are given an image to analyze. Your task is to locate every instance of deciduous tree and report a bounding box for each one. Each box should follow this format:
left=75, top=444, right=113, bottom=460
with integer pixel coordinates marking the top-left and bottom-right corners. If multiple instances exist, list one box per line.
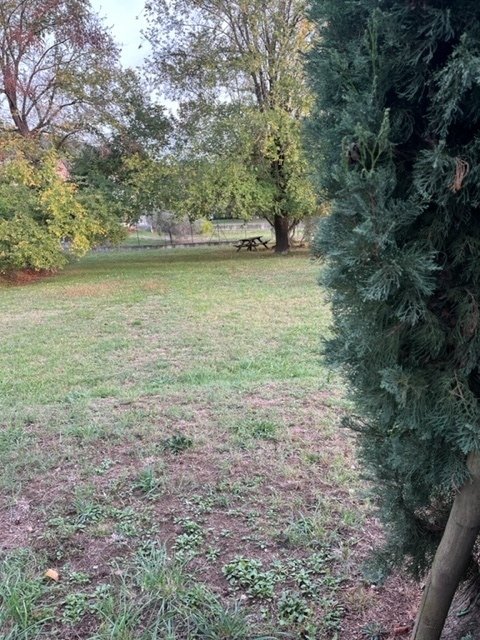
left=71, top=70, right=172, bottom=225
left=0, top=135, right=123, bottom=273
left=0, top=0, right=119, bottom=144
left=145, top=0, right=316, bottom=252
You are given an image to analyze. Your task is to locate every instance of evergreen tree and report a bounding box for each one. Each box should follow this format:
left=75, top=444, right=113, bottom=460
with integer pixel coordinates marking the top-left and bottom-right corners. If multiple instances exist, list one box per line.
left=307, top=1, right=480, bottom=637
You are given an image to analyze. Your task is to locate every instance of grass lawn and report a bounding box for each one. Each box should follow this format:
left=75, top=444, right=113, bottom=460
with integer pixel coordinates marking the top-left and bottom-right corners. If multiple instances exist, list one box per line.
left=0, top=247, right=417, bottom=640
left=120, top=227, right=275, bottom=247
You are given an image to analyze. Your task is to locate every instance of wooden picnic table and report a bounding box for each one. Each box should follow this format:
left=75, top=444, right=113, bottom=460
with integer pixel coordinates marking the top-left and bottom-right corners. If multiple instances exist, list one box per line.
left=233, top=236, right=270, bottom=251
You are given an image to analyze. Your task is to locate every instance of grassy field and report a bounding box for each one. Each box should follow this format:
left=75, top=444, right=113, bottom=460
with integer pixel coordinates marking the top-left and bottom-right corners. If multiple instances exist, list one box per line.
left=120, top=227, right=275, bottom=247
left=0, top=247, right=418, bottom=640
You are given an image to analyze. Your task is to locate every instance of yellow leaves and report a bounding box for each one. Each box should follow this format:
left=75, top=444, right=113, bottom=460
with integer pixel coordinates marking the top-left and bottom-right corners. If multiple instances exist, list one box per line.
left=40, top=183, right=90, bottom=256
left=0, top=135, right=40, bottom=186
left=36, top=157, right=106, bottom=257
left=0, top=134, right=121, bottom=272
left=5, top=155, right=36, bottom=187
left=251, top=107, right=303, bottom=165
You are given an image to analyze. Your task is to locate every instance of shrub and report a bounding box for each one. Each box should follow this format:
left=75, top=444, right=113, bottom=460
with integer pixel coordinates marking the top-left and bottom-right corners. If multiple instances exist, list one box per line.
left=0, top=136, right=122, bottom=273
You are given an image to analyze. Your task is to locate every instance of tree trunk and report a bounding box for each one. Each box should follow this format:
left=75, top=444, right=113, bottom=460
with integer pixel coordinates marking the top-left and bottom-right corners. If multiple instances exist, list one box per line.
left=273, top=214, right=290, bottom=254
left=411, top=452, right=480, bottom=640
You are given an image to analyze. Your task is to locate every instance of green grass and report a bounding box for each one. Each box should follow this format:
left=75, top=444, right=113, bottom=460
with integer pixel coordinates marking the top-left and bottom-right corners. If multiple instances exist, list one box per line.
left=0, top=247, right=399, bottom=639
left=0, top=248, right=327, bottom=406
left=120, top=226, right=276, bottom=246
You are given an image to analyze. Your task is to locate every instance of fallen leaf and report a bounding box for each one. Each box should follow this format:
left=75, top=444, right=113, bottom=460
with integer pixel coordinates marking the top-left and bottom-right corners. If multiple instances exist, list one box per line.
left=44, top=568, right=59, bottom=582
left=393, top=626, right=411, bottom=636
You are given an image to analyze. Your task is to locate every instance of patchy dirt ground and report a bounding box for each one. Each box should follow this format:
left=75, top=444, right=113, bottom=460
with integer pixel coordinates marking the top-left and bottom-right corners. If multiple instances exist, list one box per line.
left=0, top=386, right=423, bottom=639
left=0, top=248, right=474, bottom=639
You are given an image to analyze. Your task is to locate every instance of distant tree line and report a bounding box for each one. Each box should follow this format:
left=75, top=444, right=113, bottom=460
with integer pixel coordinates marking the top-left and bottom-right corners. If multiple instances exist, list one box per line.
left=0, top=0, right=320, bottom=273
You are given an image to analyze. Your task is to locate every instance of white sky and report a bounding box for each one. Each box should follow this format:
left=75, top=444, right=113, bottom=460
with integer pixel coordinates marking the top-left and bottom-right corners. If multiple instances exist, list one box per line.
left=91, top=0, right=177, bottom=113
left=91, top=0, right=149, bottom=68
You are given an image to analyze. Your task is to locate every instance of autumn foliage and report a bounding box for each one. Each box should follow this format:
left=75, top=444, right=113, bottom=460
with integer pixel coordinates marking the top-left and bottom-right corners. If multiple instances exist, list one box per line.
left=0, top=136, right=122, bottom=273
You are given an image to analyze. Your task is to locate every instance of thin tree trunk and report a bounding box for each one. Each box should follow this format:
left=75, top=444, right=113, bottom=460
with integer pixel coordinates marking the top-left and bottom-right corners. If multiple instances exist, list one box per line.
left=411, top=452, right=480, bottom=640
left=274, top=213, right=290, bottom=253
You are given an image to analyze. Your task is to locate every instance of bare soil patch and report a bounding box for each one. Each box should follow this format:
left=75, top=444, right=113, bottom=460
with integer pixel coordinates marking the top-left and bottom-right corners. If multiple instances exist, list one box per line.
left=0, top=268, right=56, bottom=285
left=0, top=387, right=424, bottom=638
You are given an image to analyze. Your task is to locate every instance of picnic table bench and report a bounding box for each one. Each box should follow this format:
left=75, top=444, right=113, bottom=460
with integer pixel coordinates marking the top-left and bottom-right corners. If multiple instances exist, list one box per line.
left=233, top=236, right=270, bottom=251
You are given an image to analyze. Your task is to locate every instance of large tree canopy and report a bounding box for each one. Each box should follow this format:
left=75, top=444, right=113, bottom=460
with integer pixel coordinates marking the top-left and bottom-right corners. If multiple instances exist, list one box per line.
left=145, top=0, right=317, bottom=252
left=0, top=0, right=119, bottom=143
left=308, top=1, right=480, bottom=637
left=71, top=70, right=172, bottom=225
left=0, top=0, right=128, bottom=273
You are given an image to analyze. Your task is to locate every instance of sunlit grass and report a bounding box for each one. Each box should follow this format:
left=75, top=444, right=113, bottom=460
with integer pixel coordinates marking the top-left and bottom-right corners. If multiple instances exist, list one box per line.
left=0, top=247, right=391, bottom=640
left=0, top=248, right=329, bottom=407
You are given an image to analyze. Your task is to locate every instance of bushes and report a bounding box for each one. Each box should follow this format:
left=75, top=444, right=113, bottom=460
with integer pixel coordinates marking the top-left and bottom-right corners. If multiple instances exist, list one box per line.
left=0, top=136, right=123, bottom=274
left=0, top=214, right=67, bottom=273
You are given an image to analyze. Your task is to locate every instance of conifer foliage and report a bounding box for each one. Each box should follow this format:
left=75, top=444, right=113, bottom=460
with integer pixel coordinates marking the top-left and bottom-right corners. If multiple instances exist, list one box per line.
left=308, top=1, right=480, bottom=636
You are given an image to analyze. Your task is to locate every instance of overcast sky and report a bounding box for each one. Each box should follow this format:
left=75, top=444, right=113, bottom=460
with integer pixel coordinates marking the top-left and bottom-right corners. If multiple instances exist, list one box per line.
left=91, top=0, right=149, bottom=68
left=90, top=0, right=177, bottom=113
